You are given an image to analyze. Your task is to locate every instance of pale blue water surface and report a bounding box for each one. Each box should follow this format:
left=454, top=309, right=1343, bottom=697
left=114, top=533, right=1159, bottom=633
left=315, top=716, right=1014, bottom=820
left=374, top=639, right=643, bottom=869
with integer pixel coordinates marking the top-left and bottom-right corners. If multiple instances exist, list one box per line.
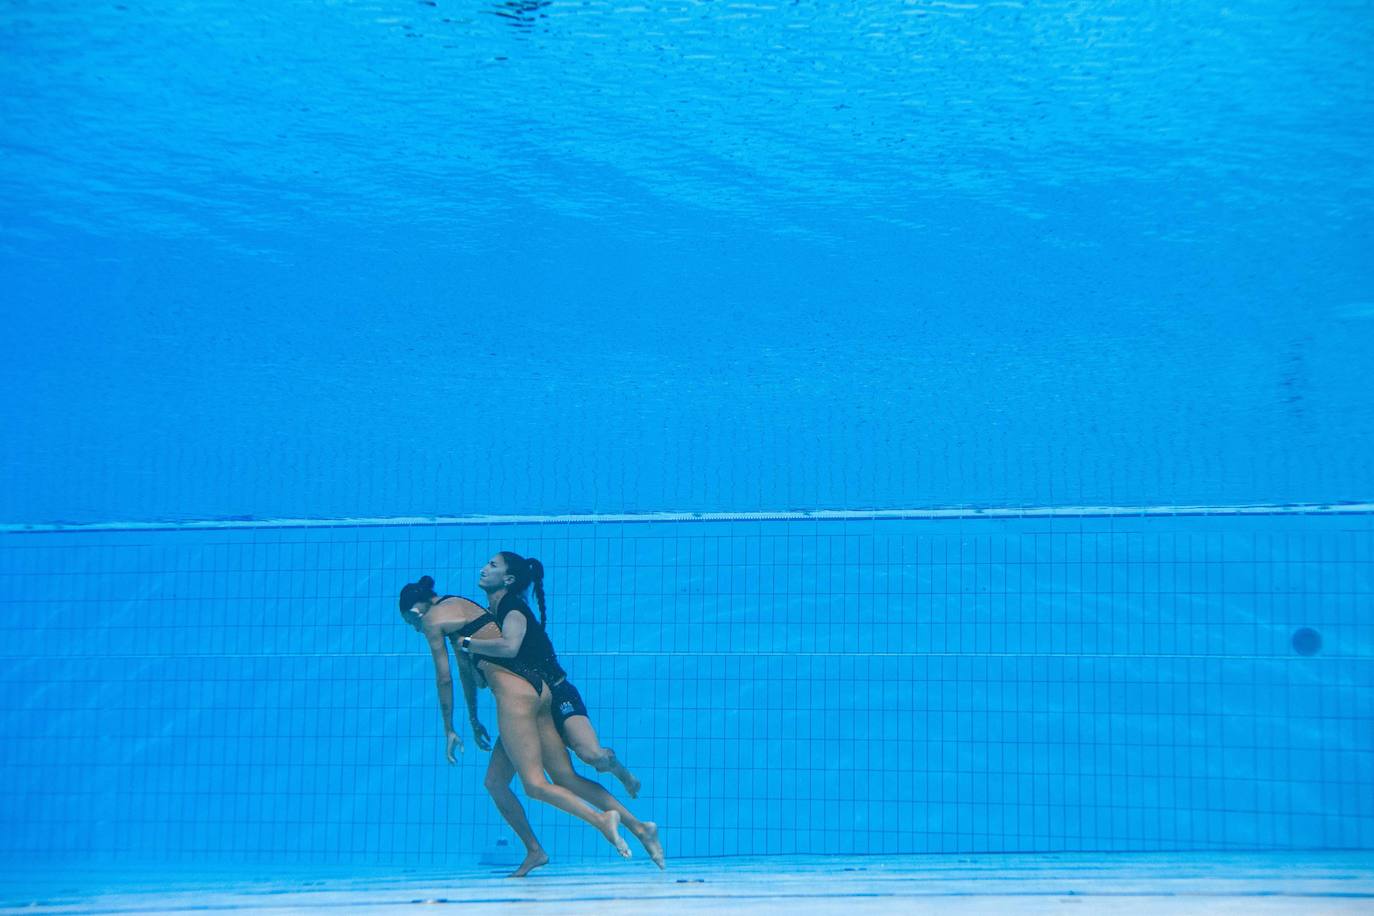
left=2, top=0, right=1371, bottom=521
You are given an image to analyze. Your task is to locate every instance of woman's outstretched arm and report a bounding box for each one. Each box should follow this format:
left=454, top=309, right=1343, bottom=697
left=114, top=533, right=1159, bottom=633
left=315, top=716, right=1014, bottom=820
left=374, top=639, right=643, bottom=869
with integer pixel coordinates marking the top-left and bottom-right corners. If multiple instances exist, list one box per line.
left=425, top=629, right=463, bottom=762
left=455, top=653, right=492, bottom=750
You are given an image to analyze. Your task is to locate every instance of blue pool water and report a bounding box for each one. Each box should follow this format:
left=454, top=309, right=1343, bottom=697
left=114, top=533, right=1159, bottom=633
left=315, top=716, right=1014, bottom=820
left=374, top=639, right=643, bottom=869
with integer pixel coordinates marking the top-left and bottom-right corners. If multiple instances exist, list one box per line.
left=1, top=0, right=1372, bottom=886
left=2, top=0, right=1371, bottom=522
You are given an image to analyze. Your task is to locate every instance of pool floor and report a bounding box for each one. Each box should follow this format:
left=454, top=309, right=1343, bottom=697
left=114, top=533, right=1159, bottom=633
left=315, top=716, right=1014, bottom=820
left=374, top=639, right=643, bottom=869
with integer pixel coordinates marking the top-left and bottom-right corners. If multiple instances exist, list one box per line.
left=3, top=852, right=1372, bottom=914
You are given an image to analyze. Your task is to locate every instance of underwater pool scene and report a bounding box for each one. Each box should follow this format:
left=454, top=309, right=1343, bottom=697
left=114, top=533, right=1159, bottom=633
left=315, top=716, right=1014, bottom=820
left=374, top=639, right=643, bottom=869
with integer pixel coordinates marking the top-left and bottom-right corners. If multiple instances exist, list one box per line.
left=2, top=0, right=1372, bottom=912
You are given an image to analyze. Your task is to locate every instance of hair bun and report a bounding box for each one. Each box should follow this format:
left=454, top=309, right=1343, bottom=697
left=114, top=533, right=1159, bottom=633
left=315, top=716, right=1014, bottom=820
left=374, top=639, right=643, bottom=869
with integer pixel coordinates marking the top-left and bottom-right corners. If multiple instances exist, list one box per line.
left=418, top=575, right=435, bottom=589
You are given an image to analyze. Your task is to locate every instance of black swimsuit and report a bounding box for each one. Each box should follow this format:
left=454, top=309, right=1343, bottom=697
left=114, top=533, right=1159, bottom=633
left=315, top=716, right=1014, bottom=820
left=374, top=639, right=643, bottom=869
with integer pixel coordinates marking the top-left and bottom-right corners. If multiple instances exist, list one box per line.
left=473, top=594, right=566, bottom=695
left=436, top=596, right=497, bottom=643
left=548, top=679, right=589, bottom=738
left=453, top=614, right=495, bottom=640
left=468, top=594, right=589, bottom=736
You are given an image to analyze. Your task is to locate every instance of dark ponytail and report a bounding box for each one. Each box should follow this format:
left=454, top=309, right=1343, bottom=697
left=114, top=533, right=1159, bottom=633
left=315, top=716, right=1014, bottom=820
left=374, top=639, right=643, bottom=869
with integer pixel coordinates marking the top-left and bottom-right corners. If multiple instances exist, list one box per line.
left=500, top=551, right=548, bottom=627
left=528, top=558, right=546, bottom=627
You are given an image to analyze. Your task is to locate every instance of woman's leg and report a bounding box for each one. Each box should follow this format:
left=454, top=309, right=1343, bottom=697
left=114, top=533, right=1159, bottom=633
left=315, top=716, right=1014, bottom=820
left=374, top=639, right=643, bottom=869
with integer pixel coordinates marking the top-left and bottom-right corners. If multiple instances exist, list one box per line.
left=488, top=670, right=631, bottom=857
left=483, top=740, right=548, bottom=878
left=540, top=716, right=665, bottom=869
left=559, top=715, right=642, bottom=798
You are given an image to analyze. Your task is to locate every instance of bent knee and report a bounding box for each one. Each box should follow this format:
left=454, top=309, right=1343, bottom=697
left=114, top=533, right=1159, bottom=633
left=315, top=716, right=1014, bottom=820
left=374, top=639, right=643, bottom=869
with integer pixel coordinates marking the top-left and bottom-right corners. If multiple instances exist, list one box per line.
left=575, top=746, right=614, bottom=770
left=570, top=743, right=601, bottom=764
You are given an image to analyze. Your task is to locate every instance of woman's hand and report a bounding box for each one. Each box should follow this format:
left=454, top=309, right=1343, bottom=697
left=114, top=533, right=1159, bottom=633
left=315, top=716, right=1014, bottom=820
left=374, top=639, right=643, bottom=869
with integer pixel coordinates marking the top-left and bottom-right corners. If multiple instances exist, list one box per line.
left=471, top=719, right=492, bottom=752
left=446, top=730, right=463, bottom=764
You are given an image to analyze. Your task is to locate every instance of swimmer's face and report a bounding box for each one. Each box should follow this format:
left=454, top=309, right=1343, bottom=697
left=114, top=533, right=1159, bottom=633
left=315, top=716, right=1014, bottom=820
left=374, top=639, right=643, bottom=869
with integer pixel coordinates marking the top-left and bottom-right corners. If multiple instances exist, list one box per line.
left=478, top=554, right=515, bottom=590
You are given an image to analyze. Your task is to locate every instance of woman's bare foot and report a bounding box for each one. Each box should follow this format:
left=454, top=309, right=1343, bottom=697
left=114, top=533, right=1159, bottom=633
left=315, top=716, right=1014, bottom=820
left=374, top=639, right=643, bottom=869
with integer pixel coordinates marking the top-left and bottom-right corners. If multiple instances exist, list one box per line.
left=633, top=821, right=665, bottom=870
left=508, top=849, right=549, bottom=878
left=598, top=810, right=632, bottom=858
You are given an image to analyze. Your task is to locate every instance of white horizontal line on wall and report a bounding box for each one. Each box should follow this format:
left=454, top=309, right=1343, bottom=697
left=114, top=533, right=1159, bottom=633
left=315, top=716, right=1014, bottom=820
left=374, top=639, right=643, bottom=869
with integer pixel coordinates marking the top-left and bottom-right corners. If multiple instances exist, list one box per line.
left=0, top=652, right=1356, bottom=661
left=3, top=502, right=1373, bottom=534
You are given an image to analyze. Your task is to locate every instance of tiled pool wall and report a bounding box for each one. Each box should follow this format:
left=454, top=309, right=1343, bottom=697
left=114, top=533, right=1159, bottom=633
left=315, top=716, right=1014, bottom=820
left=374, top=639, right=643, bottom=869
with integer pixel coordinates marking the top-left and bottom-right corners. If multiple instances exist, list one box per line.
left=0, top=513, right=1370, bottom=864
